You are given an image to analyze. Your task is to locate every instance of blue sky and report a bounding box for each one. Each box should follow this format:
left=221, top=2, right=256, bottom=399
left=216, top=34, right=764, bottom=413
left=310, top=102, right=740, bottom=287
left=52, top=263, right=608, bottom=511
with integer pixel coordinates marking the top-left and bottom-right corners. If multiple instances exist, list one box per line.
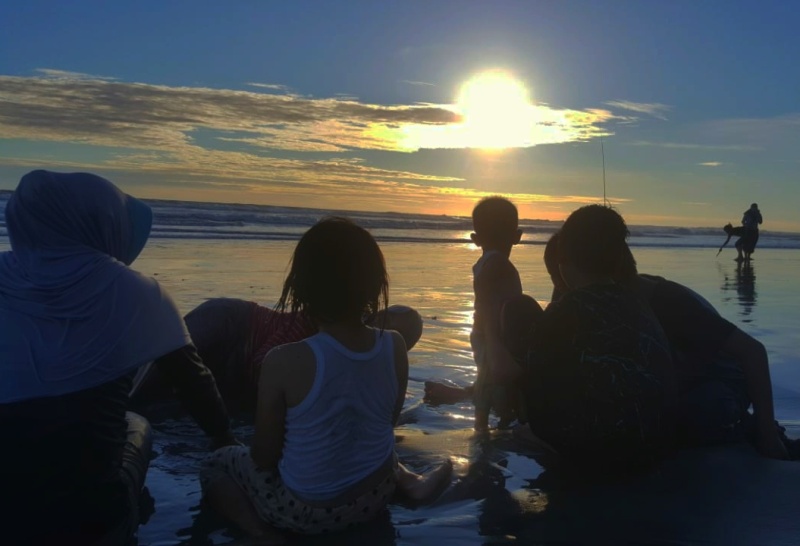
left=1, top=1, right=799, bottom=229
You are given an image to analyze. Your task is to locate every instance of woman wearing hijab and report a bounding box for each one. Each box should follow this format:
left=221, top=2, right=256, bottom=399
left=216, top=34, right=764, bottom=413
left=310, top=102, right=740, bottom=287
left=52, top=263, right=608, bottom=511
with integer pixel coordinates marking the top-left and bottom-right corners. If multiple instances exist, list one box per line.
left=0, top=171, right=236, bottom=545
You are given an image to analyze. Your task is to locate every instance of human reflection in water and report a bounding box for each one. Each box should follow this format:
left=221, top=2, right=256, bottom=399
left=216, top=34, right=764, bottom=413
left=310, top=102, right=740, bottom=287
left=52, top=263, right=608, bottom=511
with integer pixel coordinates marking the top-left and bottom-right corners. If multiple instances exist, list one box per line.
left=721, top=261, right=757, bottom=322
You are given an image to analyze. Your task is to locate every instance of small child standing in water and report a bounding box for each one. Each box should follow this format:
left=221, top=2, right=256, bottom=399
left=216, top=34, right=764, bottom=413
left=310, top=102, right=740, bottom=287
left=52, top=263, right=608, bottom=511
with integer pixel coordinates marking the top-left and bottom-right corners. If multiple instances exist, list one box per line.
left=201, top=217, right=451, bottom=540
left=468, top=197, right=525, bottom=430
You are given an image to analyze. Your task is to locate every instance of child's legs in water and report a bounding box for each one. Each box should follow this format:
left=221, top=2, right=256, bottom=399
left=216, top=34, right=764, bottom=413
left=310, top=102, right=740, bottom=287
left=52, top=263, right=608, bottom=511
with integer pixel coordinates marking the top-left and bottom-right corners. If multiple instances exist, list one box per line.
left=470, top=331, right=491, bottom=430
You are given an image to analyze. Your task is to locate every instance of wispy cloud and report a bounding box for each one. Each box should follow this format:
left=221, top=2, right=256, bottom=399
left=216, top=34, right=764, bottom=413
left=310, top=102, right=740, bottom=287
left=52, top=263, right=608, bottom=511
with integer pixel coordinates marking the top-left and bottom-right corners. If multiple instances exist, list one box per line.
left=33, top=68, right=118, bottom=81
left=630, top=140, right=759, bottom=151
left=606, top=100, right=671, bottom=120
left=400, top=80, right=436, bottom=87
left=699, top=161, right=722, bottom=167
left=246, top=82, right=292, bottom=93
left=699, top=114, right=800, bottom=147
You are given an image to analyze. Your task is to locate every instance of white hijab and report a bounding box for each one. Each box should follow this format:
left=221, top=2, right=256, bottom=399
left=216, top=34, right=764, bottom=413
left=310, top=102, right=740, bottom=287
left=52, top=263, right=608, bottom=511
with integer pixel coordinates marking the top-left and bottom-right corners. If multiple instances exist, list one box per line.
left=0, top=170, right=190, bottom=403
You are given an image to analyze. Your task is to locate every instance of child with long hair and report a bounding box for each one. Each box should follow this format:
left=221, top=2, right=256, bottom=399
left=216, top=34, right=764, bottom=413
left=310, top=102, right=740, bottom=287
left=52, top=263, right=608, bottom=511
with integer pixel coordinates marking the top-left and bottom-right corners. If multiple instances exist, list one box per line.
left=201, top=217, right=451, bottom=541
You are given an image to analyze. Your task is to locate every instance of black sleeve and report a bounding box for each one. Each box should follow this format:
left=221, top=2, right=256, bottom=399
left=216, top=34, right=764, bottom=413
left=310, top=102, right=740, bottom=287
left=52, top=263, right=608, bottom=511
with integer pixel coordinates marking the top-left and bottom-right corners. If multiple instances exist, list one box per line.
left=152, top=344, right=232, bottom=439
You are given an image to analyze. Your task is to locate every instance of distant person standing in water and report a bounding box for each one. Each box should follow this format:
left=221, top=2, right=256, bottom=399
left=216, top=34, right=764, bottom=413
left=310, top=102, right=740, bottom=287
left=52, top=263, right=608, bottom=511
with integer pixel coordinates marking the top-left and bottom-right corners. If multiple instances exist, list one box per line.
left=736, top=203, right=762, bottom=262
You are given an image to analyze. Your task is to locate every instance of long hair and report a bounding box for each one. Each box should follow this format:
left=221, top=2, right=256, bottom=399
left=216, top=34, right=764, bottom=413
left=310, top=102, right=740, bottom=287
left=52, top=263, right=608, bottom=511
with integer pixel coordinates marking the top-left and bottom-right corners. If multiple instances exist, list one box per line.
left=275, top=217, right=389, bottom=324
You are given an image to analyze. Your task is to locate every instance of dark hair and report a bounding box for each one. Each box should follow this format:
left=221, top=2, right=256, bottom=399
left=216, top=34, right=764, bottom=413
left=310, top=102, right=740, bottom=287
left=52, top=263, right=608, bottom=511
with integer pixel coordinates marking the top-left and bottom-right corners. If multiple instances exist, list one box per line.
left=276, top=217, right=389, bottom=324
left=615, top=243, right=639, bottom=287
left=543, top=232, right=562, bottom=284
left=558, top=205, right=629, bottom=278
left=472, top=196, right=519, bottom=247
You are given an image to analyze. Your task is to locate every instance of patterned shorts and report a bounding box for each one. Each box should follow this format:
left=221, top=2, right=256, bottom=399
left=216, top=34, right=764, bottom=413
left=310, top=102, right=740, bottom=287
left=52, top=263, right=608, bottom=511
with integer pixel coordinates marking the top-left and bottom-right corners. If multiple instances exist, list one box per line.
left=200, top=446, right=396, bottom=534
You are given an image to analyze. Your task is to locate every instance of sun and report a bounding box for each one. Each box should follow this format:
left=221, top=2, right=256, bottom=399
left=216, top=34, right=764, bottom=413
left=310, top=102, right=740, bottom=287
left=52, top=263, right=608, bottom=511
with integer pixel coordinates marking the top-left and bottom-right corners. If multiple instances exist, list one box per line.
left=398, top=70, right=558, bottom=151
left=456, top=70, right=534, bottom=149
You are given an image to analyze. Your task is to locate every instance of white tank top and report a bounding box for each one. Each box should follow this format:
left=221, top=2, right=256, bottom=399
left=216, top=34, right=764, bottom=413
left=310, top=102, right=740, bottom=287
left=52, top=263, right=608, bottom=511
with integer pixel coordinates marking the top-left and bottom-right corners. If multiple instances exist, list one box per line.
left=278, top=329, right=397, bottom=501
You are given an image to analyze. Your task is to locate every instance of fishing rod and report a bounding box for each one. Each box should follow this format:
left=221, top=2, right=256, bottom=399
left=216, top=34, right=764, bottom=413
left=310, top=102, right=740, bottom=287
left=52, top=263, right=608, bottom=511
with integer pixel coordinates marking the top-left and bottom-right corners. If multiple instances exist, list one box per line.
left=601, top=137, right=608, bottom=206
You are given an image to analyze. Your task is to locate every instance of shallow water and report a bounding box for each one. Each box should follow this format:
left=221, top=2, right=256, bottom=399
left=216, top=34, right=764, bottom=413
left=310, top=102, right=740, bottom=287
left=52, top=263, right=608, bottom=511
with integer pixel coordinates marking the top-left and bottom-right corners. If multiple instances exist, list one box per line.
left=126, top=240, right=800, bottom=545
left=2, top=235, right=796, bottom=543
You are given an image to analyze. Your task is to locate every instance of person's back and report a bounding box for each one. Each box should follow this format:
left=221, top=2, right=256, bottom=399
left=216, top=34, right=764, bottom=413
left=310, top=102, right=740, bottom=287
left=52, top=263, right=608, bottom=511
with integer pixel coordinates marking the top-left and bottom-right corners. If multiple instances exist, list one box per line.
left=200, top=217, right=450, bottom=541
left=525, top=282, right=674, bottom=469
left=278, top=328, right=398, bottom=500
left=735, top=203, right=762, bottom=261
left=522, top=205, right=674, bottom=471
left=742, top=203, right=762, bottom=231
left=634, top=272, right=789, bottom=458
left=470, top=197, right=524, bottom=429
left=0, top=171, right=196, bottom=544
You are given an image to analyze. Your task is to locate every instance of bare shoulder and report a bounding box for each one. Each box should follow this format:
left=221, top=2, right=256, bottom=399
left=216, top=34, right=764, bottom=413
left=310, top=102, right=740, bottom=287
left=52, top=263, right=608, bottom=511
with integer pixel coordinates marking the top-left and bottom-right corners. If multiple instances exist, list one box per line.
left=262, top=340, right=317, bottom=407
left=387, top=329, right=407, bottom=353
left=262, top=341, right=316, bottom=381
left=478, top=254, right=519, bottom=283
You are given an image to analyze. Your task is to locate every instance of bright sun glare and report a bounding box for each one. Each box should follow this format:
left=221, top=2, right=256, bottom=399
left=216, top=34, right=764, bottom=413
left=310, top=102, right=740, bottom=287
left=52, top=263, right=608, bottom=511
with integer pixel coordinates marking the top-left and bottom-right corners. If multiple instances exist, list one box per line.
left=456, top=71, right=534, bottom=150
left=399, top=69, right=585, bottom=151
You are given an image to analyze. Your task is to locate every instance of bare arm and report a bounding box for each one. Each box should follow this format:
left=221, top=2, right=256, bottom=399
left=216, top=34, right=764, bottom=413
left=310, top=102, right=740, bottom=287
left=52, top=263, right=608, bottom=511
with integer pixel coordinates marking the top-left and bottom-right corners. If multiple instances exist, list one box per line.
left=250, top=346, right=289, bottom=470
left=722, top=329, right=788, bottom=460
left=391, top=331, right=410, bottom=425
left=475, top=259, right=524, bottom=383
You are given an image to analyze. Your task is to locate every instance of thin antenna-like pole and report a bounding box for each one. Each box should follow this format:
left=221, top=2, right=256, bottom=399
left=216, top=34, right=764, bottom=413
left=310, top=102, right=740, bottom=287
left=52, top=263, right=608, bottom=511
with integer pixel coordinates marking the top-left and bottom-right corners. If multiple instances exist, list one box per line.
left=601, top=137, right=608, bottom=206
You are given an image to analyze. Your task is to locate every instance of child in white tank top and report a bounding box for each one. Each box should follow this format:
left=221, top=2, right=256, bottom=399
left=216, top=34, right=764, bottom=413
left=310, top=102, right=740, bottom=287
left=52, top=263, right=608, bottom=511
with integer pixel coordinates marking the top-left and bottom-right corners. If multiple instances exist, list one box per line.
left=200, top=217, right=451, bottom=540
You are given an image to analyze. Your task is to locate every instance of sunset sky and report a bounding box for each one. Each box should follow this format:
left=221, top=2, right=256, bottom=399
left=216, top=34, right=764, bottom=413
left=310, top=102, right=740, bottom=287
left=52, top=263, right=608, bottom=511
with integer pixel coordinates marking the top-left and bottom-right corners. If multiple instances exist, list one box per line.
left=2, top=1, right=799, bottom=230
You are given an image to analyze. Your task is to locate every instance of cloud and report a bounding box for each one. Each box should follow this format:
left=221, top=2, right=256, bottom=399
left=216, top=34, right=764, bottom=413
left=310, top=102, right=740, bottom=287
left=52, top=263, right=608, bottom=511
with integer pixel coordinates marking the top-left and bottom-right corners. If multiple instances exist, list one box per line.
left=0, top=153, right=614, bottom=214
left=33, top=68, right=118, bottom=81
left=0, top=71, right=462, bottom=154
left=698, top=114, right=800, bottom=148
left=606, top=100, right=671, bottom=120
left=630, top=140, right=759, bottom=151
left=400, top=80, right=436, bottom=87
left=699, top=161, right=722, bottom=167
left=246, top=82, right=292, bottom=93
left=0, top=70, right=618, bottom=154
left=0, top=69, right=629, bottom=214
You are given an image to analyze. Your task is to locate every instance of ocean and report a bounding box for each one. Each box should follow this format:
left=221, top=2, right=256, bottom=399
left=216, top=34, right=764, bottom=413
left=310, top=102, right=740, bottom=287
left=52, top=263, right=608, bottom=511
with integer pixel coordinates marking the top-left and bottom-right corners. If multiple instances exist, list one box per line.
left=3, top=190, right=800, bottom=250
left=3, top=193, right=800, bottom=545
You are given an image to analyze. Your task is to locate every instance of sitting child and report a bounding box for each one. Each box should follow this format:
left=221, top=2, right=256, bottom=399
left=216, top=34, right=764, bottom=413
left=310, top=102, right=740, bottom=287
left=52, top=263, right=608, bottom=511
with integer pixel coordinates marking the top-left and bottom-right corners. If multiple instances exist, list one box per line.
left=200, top=217, right=451, bottom=540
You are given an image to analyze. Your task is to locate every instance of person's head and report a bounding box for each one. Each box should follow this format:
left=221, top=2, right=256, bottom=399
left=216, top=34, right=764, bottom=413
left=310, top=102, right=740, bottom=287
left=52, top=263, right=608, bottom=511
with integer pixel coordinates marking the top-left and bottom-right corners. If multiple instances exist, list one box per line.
left=470, top=196, right=522, bottom=251
left=277, top=217, right=389, bottom=324
left=6, top=170, right=153, bottom=269
left=557, top=205, right=629, bottom=288
left=0, top=171, right=188, bottom=405
left=374, top=305, right=423, bottom=349
left=751, top=203, right=759, bottom=210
